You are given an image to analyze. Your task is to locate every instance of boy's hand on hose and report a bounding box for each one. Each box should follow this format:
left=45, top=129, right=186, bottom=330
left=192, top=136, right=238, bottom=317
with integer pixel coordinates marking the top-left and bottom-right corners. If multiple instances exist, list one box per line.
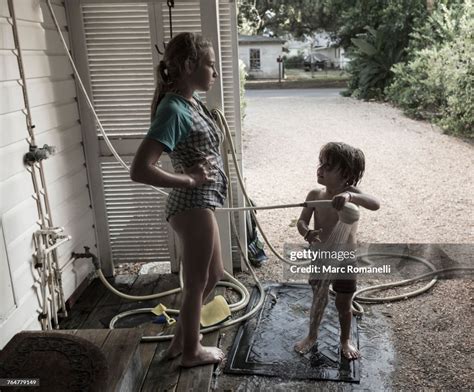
left=184, top=158, right=217, bottom=188
left=332, top=192, right=351, bottom=210
left=304, top=229, right=322, bottom=244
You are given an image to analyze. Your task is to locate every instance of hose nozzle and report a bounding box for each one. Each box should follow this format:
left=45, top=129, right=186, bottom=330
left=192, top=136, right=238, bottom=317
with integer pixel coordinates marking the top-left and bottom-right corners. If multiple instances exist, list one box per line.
left=338, top=203, right=360, bottom=224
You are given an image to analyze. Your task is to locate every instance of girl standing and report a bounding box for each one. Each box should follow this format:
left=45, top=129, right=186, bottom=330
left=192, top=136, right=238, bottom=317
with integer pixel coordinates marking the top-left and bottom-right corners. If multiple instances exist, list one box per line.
left=130, top=32, right=227, bottom=367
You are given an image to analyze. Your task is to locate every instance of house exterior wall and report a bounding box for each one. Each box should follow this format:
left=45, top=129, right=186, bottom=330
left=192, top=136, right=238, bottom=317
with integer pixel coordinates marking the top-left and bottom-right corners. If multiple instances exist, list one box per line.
left=0, top=0, right=95, bottom=348
left=239, top=43, right=283, bottom=79
left=314, top=46, right=348, bottom=69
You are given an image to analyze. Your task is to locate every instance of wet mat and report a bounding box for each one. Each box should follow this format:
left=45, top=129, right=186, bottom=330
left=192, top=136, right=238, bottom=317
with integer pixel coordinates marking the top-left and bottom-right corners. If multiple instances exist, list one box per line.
left=225, top=283, right=360, bottom=382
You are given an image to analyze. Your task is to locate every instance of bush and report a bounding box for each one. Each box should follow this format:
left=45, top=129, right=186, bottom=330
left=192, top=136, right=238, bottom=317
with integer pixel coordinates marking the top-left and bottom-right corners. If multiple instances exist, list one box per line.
left=283, top=54, right=305, bottom=69
left=340, top=0, right=427, bottom=99
left=387, top=1, right=473, bottom=137
left=345, top=26, right=406, bottom=100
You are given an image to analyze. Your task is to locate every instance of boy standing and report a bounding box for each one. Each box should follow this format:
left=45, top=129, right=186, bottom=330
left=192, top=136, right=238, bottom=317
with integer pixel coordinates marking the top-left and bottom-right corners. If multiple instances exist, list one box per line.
left=295, top=142, right=380, bottom=360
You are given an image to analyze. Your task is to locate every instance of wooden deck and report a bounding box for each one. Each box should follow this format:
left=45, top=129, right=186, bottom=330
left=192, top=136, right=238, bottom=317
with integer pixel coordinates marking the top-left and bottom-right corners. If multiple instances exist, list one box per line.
left=58, top=273, right=223, bottom=391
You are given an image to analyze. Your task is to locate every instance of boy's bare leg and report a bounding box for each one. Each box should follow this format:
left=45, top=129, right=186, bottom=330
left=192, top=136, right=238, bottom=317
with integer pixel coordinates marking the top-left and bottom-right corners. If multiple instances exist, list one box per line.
left=294, top=280, right=330, bottom=354
left=335, top=292, right=360, bottom=360
left=165, top=209, right=225, bottom=367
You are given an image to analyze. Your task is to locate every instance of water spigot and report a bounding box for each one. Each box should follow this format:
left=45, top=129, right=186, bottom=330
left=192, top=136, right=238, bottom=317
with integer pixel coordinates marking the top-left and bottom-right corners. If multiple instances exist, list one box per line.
left=24, top=144, right=56, bottom=165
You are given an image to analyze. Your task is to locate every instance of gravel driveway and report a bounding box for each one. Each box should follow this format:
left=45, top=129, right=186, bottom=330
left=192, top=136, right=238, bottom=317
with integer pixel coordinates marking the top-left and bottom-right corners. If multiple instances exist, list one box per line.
left=238, top=89, right=473, bottom=391
left=243, top=89, right=473, bottom=245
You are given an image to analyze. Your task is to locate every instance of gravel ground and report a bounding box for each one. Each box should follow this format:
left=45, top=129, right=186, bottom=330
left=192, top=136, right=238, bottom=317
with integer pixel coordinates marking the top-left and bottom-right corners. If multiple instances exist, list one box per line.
left=239, top=89, right=473, bottom=391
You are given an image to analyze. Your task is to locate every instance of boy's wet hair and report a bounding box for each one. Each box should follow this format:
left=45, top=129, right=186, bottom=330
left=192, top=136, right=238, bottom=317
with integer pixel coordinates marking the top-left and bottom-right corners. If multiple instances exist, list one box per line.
left=151, top=32, right=213, bottom=119
left=319, top=142, right=365, bottom=186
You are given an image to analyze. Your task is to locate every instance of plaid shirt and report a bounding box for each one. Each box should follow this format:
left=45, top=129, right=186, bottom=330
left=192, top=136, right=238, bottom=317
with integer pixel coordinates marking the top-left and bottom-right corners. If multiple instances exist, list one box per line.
left=161, top=94, right=228, bottom=219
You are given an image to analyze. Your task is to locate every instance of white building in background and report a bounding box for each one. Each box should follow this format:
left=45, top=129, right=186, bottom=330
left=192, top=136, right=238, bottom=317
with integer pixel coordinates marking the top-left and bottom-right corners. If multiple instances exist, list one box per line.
left=238, top=35, right=286, bottom=79
left=285, top=31, right=349, bottom=69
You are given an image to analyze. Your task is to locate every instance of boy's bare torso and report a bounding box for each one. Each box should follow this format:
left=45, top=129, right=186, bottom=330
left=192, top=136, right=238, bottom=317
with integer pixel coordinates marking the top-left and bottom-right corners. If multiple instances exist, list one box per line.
left=308, top=188, right=358, bottom=244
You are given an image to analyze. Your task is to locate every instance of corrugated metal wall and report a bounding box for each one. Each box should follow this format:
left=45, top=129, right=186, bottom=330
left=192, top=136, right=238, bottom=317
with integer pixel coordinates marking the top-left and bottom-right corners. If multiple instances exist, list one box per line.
left=0, top=0, right=96, bottom=348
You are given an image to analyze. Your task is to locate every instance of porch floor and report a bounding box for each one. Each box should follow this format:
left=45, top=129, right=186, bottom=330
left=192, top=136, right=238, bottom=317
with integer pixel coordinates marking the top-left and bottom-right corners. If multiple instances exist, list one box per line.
left=59, top=273, right=223, bottom=391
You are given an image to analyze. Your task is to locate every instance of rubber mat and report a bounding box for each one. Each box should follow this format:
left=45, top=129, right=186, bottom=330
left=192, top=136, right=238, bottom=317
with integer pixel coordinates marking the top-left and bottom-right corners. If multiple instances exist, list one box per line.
left=225, top=283, right=360, bottom=382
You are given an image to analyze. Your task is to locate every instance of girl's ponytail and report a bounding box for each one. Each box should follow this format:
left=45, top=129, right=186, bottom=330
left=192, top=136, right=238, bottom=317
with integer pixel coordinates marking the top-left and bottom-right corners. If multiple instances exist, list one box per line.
left=151, top=60, right=171, bottom=119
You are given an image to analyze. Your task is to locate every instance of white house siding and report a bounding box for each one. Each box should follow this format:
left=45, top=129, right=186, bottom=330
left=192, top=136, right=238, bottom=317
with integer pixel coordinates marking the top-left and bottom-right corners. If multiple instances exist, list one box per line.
left=0, top=0, right=95, bottom=348
left=239, top=43, right=283, bottom=79
left=314, top=46, right=347, bottom=69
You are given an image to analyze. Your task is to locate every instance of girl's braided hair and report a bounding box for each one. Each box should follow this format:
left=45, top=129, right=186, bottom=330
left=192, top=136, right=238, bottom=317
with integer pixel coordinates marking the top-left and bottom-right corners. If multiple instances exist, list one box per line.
left=150, top=32, right=212, bottom=120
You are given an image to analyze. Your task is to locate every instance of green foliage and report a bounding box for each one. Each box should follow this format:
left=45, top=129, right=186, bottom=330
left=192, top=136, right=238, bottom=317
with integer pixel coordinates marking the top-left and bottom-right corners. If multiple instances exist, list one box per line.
left=387, top=1, right=473, bottom=137
left=336, top=0, right=427, bottom=49
left=283, top=54, right=305, bottom=69
left=341, top=0, right=427, bottom=100
left=239, top=59, right=248, bottom=123
left=346, top=27, right=406, bottom=99
left=237, top=0, right=345, bottom=37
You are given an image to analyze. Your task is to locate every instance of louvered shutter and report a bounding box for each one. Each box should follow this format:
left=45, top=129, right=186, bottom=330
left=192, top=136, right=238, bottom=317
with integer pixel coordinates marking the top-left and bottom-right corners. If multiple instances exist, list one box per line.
left=218, top=0, right=246, bottom=267
left=81, top=2, right=170, bottom=265
left=73, top=0, right=244, bottom=269
left=101, top=160, right=175, bottom=264
left=82, top=3, right=155, bottom=138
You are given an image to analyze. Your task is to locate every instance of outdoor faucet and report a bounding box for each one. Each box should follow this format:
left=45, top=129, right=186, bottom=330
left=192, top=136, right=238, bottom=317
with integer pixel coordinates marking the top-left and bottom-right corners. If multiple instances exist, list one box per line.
left=24, top=144, right=56, bottom=165
left=72, top=246, right=100, bottom=270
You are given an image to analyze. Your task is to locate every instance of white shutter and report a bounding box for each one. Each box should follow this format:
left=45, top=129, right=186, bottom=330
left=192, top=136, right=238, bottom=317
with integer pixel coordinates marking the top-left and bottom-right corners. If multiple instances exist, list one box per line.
left=161, top=1, right=202, bottom=38
left=101, top=160, right=171, bottom=264
left=82, top=2, right=155, bottom=138
left=219, top=1, right=246, bottom=267
left=81, top=3, right=170, bottom=265
left=219, top=0, right=240, bottom=140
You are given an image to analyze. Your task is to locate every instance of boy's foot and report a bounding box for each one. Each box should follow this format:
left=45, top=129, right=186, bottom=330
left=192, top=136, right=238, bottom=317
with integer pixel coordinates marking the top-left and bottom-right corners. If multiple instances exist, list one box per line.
left=341, top=340, right=360, bottom=360
left=180, top=345, right=225, bottom=368
left=294, top=336, right=317, bottom=355
left=163, top=333, right=204, bottom=360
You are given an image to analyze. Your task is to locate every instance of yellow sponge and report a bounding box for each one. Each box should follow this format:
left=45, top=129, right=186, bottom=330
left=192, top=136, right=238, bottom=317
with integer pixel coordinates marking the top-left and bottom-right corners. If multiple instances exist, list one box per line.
left=200, top=295, right=231, bottom=327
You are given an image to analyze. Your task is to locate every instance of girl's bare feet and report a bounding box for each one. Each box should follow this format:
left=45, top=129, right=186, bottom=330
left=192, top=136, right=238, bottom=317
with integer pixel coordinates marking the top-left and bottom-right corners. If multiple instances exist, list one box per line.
left=294, top=336, right=317, bottom=355
left=180, top=345, right=225, bottom=368
left=163, top=333, right=204, bottom=360
left=341, top=340, right=360, bottom=360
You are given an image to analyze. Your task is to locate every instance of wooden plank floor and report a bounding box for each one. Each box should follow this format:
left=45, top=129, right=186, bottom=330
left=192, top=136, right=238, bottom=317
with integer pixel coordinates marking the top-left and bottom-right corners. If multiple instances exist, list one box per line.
left=59, top=274, right=222, bottom=392
left=60, top=328, right=144, bottom=391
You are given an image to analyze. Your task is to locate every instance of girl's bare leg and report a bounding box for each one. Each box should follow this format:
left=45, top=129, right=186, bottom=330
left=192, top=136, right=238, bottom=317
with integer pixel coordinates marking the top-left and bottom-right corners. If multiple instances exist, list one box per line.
left=164, top=212, right=224, bottom=359
left=294, top=280, right=330, bottom=354
left=335, top=292, right=360, bottom=360
left=165, top=208, right=225, bottom=367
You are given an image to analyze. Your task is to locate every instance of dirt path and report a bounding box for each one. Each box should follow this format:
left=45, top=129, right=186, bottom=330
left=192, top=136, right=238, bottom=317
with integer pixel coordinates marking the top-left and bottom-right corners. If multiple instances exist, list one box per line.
left=236, top=89, right=473, bottom=391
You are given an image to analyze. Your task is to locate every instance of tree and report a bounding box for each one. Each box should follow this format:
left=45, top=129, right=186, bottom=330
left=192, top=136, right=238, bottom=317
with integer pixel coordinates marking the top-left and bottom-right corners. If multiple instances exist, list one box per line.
left=237, top=0, right=345, bottom=38
left=328, top=0, right=428, bottom=100
left=386, top=0, right=473, bottom=137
